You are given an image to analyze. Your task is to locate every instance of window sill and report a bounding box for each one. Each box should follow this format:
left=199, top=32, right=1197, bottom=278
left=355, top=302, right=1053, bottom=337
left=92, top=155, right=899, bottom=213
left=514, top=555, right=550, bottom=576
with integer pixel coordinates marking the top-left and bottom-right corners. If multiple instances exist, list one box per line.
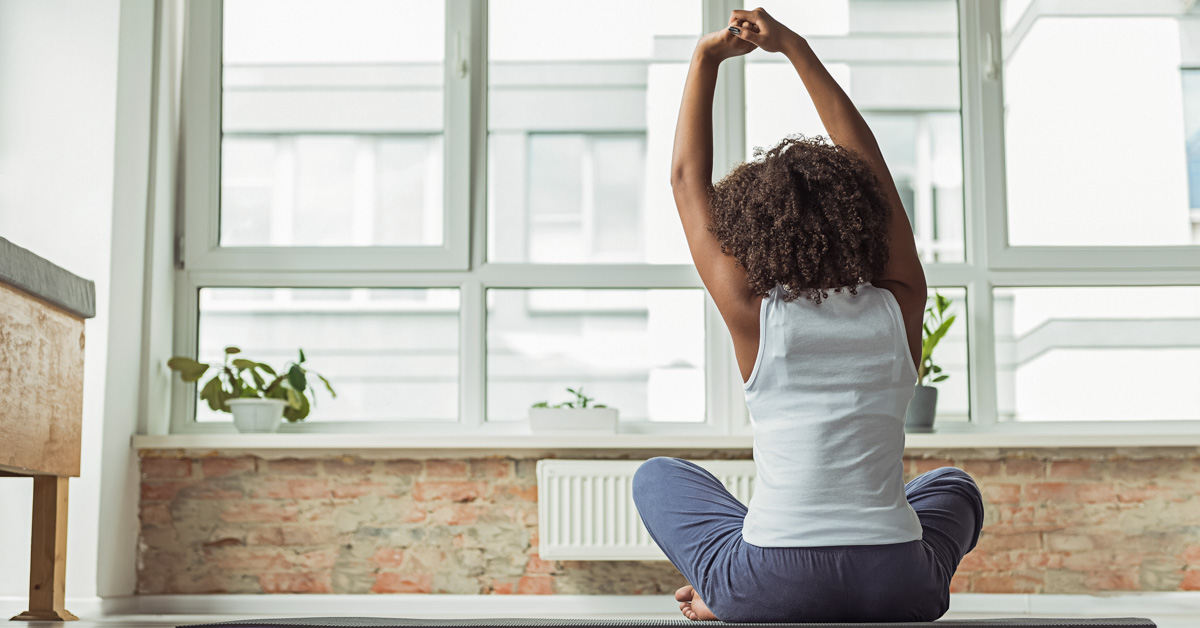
left=131, top=430, right=1200, bottom=454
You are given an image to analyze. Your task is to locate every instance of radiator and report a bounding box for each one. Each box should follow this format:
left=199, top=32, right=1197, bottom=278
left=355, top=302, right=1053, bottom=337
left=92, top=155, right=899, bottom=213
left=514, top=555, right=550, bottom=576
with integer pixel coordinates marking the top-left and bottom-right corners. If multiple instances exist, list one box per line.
left=535, top=459, right=757, bottom=561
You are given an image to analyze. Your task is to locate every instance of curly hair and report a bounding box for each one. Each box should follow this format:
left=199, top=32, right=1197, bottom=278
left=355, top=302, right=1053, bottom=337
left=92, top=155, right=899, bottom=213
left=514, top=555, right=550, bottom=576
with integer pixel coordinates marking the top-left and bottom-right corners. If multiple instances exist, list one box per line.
left=708, top=134, right=893, bottom=304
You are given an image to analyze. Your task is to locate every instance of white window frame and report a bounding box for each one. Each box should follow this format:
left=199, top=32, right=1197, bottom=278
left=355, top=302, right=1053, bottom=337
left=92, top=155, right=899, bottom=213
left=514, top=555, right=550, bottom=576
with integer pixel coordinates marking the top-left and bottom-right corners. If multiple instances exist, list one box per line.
left=169, top=0, right=1200, bottom=437
left=180, top=0, right=471, bottom=272
left=958, top=0, right=1200, bottom=433
left=981, top=0, right=1200, bottom=271
left=172, top=0, right=744, bottom=435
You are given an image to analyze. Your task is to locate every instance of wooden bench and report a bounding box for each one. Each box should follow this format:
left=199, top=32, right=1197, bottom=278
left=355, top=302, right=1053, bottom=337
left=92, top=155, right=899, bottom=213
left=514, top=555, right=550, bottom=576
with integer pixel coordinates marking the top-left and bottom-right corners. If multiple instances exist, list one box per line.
left=0, top=237, right=95, bottom=622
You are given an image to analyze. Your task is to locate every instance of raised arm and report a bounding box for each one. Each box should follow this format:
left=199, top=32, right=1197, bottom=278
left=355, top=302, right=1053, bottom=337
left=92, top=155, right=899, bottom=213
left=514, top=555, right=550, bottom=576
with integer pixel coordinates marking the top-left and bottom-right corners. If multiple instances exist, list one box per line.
left=731, top=8, right=927, bottom=364
left=671, top=28, right=763, bottom=381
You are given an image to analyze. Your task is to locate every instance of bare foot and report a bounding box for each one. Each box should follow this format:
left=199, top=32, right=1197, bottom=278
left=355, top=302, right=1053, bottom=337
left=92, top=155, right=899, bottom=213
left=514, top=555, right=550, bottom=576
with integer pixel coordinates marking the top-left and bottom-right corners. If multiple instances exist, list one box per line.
left=675, top=584, right=719, bottom=621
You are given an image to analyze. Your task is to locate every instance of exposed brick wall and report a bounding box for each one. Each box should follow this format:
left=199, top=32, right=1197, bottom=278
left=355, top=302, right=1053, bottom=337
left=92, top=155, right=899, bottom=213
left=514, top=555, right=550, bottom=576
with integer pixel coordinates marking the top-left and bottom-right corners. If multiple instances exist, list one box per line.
left=138, top=448, right=1200, bottom=595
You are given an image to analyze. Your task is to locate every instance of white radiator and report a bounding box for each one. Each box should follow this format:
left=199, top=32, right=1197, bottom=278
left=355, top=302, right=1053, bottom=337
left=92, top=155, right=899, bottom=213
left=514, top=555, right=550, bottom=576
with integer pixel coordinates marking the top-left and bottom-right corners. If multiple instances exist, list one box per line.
left=535, top=459, right=757, bottom=561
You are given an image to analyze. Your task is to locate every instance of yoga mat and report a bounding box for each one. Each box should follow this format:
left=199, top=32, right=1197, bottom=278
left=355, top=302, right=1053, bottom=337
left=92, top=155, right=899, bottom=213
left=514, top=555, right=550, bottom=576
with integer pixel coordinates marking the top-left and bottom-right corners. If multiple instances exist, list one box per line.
left=180, top=616, right=1156, bottom=627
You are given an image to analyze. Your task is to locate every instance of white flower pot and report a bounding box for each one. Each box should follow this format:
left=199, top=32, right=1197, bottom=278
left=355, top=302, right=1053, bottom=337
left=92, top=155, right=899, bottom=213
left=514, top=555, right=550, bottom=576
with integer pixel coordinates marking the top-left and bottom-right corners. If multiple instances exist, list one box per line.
left=529, top=407, right=619, bottom=434
left=226, top=398, right=288, bottom=433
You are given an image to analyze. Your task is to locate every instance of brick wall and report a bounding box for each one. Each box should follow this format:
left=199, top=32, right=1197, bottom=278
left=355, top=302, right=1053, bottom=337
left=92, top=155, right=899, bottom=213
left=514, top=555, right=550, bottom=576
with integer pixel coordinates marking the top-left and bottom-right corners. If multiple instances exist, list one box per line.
left=138, top=448, right=1200, bottom=595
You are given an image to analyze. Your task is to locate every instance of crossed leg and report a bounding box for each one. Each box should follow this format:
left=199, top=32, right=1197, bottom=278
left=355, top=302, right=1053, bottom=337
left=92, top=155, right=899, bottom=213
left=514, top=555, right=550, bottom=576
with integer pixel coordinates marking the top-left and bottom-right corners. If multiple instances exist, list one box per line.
left=905, top=466, right=986, bottom=586
left=632, top=457, right=748, bottom=621
left=634, top=459, right=986, bottom=622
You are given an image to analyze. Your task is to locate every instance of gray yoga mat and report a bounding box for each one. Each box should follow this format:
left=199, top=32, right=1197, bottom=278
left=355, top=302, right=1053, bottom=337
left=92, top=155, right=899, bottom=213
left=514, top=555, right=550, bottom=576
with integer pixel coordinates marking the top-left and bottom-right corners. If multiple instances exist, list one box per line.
left=180, top=616, right=1157, bottom=628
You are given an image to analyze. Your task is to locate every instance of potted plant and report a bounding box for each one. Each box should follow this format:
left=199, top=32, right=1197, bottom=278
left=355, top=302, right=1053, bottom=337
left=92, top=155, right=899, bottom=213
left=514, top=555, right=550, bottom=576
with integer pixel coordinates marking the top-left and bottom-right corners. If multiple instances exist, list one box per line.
left=167, top=346, right=336, bottom=433
left=529, top=387, right=619, bottom=434
left=905, top=291, right=955, bottom=433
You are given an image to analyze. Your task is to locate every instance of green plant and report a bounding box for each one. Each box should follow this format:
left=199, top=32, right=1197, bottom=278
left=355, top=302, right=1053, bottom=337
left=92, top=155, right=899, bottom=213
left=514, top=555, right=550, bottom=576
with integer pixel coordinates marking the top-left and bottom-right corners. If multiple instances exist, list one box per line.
left=167, top=346, right=335, bottom=422
left=918, top=291, right=956, bottom=387
left=531, top=386, right=609, bottom=410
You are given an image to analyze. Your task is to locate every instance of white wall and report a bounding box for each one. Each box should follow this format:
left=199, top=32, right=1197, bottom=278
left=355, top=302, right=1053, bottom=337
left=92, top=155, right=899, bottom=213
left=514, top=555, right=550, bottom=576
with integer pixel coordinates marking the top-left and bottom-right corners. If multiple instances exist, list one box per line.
left=0, top=0, right=121, bottom=610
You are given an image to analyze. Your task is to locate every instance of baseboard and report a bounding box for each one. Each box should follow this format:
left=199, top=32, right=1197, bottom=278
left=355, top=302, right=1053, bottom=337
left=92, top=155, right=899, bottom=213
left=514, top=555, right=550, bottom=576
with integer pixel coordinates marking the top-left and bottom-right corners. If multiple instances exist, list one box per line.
left=88, top=592, right=1200, bottom=618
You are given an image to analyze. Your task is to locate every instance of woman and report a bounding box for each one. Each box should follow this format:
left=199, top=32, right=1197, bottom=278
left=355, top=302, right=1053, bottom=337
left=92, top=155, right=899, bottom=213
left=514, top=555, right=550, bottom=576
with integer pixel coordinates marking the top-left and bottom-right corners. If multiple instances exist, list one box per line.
left=631, top=9, right=984, bottom=623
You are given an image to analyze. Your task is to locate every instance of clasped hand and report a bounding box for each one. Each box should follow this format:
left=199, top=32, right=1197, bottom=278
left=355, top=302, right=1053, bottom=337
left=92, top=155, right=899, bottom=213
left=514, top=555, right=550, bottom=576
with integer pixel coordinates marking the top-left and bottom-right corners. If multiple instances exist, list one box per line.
left=698, top=7, right=801, bottom=61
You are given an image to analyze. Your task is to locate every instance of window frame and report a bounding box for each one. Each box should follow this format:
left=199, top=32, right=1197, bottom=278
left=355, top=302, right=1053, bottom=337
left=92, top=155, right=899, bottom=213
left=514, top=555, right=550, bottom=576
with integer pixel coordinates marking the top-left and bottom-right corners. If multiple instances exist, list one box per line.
left=962, top=0, right=1200, bottom=430
left=180, top=0, right=472, bottom=272
left=171, top=0, right=1200, bottom=437
left=983, top=0, right=1200, bottom=270
left=175, top=0, right=743, bottom=436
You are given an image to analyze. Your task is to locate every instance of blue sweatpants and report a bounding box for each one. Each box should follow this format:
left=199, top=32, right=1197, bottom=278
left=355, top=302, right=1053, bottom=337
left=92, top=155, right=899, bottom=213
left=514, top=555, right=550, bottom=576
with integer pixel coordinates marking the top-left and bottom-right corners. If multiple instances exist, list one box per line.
left=631, top=457, right=984, bottom=623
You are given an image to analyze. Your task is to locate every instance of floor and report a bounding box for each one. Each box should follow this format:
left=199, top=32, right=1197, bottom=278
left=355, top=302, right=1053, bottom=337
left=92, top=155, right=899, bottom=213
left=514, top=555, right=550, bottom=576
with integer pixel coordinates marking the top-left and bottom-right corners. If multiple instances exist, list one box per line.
left=2, top=612, right=1194, bottom=628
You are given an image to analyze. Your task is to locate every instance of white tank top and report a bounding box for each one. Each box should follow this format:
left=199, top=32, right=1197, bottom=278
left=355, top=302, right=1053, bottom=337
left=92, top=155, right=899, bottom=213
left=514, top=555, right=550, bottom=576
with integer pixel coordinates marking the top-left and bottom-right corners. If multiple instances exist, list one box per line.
left=741, top=282, right=924, bottom=547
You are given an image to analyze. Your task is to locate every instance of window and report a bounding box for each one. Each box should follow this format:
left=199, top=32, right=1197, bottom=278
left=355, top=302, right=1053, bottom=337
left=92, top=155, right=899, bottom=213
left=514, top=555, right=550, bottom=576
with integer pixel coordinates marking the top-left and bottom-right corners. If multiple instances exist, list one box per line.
left=1182, top=70, right=1200, bottom=243
left=981, top=0, right=1200, bottom=430
left=197, top=288, right=460, bottom=423
left=486, top=0, right=699, bottom=264
left=995, top=287, right=1200, bottom=422
left=176, top=1, right=1200, bottom=437
left=219, top=0, right=446, bottom=248
left=1002, top=4, right=1200, bottom=247
left=486, top=289, right=706, bottom=424
left=221, top=136, right=444, bottom=247
left=489, top=134, right=650, bottom=263
left=178, top=0, right=724, bottom=434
